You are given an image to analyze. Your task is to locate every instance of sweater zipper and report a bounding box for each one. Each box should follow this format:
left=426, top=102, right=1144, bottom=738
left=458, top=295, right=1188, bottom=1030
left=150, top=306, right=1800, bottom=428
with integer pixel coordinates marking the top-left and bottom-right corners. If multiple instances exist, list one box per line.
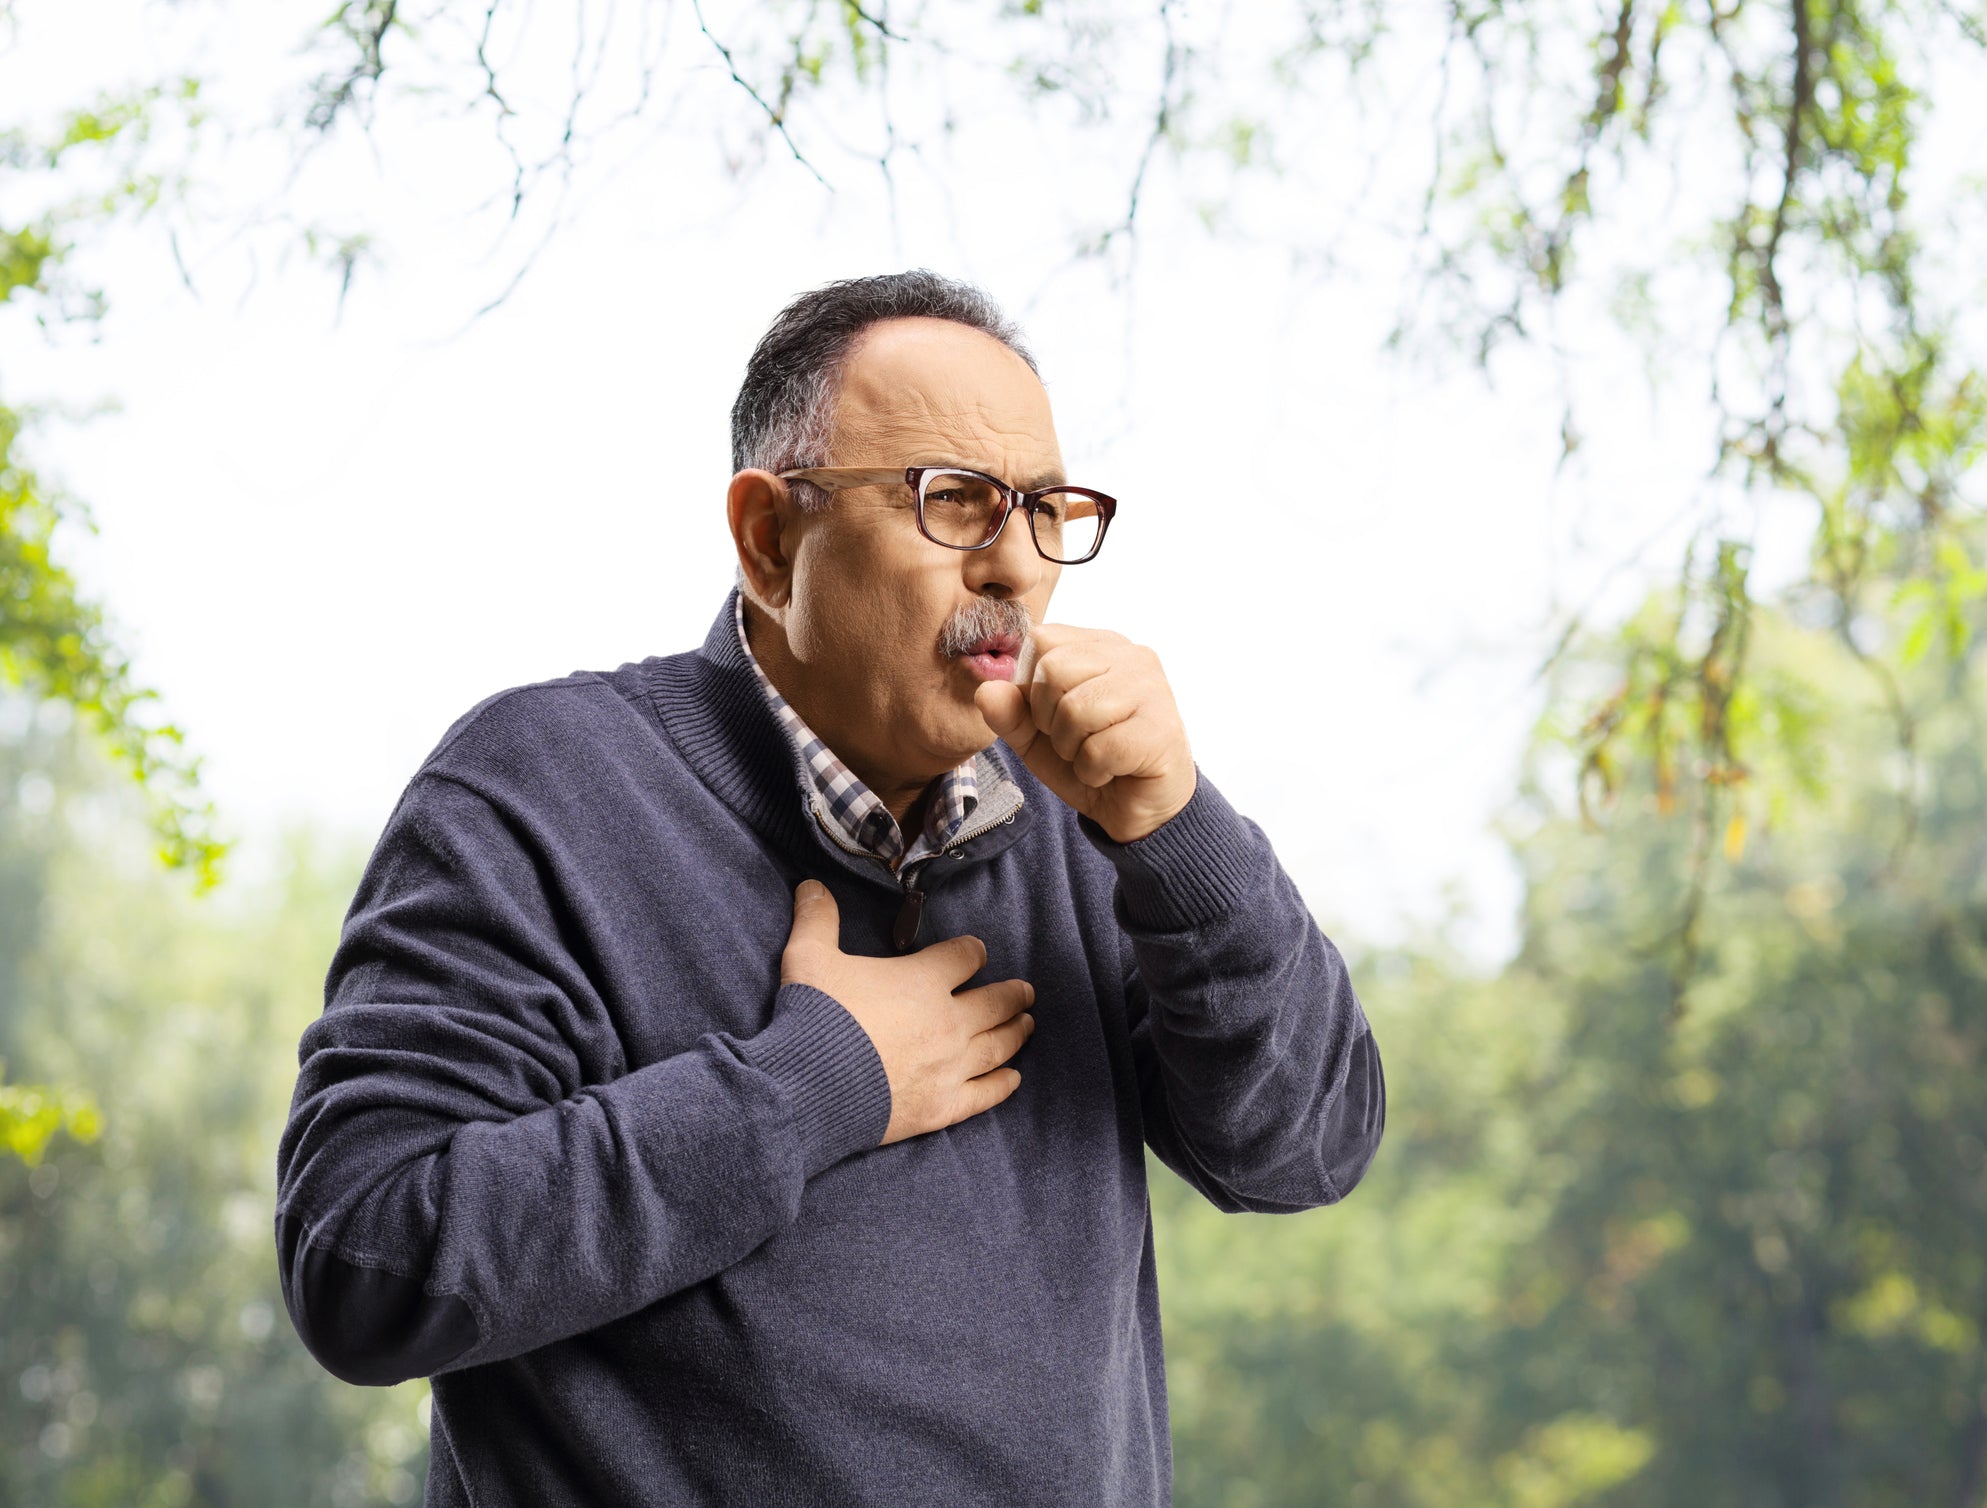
left=811, top=800, right=1020, bottom=953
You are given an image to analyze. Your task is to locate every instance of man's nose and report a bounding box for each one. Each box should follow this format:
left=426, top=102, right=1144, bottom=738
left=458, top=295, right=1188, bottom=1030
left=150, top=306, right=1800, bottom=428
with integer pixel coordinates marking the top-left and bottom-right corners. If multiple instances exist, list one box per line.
left=963, top=500, right=1048, bottom=593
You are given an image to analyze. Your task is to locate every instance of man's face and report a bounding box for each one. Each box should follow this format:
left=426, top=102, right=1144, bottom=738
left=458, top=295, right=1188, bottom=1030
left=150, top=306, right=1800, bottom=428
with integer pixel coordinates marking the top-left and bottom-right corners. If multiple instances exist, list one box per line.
left=733, top=315, right=1066, bottom=803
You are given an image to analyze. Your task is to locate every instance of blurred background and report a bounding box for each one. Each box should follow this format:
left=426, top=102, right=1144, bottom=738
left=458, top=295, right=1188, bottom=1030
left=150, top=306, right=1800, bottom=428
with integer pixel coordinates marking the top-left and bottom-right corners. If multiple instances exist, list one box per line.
left=3, top=1, right=1984, bottom=1503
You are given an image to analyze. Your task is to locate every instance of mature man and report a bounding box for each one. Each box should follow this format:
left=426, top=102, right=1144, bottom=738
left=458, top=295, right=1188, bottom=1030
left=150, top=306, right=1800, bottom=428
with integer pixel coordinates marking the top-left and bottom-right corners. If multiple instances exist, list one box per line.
left=275, top=270, right=1385, bottom=1506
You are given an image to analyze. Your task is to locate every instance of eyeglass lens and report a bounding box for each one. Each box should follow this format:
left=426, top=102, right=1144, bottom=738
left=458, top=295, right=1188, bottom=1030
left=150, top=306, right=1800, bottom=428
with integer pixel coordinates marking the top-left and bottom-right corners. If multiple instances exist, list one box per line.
left=920, top=472, right=1102, bottom=562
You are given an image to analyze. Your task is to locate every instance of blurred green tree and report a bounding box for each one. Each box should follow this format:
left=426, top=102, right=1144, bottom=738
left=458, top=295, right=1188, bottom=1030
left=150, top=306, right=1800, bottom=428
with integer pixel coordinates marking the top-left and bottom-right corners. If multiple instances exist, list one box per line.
left=1151, top=526, right=1987, bottom=1505
left=1, top=83, right=228, bottom=1167
left=1, top=83, right=224, bottom=891
left=0, top=708, right=425, bottom=1506
left=1473, top=549, right=1987, bottom=1504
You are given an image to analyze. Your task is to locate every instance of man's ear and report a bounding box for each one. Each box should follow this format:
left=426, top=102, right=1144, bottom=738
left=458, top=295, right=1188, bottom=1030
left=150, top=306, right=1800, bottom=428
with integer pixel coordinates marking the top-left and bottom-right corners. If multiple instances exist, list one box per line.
left=728, top=469, right=795, bottom=609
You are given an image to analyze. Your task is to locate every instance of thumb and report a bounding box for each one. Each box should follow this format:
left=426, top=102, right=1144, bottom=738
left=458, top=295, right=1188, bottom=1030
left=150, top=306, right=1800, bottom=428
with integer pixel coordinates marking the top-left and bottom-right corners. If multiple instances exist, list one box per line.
left=789, top=878, right=839, bottom=938
left=974, top=679, right=1035, bottom=746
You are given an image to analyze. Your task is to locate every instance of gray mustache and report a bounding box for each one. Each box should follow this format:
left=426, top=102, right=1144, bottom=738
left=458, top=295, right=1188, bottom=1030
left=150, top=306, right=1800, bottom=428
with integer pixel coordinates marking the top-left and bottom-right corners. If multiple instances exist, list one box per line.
left=943, top=616, right=1031, bottom=657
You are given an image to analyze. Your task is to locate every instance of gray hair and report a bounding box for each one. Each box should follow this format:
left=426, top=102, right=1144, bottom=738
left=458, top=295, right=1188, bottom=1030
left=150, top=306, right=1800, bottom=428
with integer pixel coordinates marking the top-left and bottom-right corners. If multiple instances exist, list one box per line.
left=729, top=270, right=1038, bottom=588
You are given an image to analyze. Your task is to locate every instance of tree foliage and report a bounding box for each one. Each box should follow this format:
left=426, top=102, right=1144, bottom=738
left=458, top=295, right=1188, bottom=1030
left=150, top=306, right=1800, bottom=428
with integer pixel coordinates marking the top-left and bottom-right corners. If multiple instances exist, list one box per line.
left=1, top=81, right=229, bottom=1171
left=1153, top=530, right=1987, bottom=1504
left=0, top=706, right=422, bottom=1506
left=1, top=81, right=225, bottom=891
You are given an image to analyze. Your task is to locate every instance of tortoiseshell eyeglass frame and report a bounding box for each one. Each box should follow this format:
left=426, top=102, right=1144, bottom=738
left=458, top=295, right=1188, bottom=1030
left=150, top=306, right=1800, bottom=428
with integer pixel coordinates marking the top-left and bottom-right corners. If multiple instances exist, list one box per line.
left=775, top=465, right=1117, bottom=565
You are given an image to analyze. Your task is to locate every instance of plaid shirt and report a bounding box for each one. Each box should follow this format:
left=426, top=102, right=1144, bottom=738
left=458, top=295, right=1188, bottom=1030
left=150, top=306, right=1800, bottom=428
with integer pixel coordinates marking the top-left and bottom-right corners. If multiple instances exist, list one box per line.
left=734, top=589, right=981, bottom=875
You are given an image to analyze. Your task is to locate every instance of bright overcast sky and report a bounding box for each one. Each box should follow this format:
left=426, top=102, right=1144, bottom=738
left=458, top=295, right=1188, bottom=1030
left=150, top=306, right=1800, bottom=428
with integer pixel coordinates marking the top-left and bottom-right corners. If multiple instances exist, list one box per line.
left=15, top=0, right=1949, bottom=969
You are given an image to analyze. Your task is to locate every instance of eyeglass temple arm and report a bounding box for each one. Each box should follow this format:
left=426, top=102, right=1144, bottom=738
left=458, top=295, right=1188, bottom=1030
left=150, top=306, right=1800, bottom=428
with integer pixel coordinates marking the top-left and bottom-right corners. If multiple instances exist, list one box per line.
left=775, top=467, right=910, bottom=489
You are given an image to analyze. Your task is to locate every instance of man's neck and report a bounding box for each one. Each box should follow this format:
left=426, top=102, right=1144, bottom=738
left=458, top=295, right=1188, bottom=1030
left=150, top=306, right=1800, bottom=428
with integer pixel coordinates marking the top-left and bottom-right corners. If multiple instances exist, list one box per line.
left=743, top=593, right=943, bottom=845
left=896, top=783, right=936, bottom=844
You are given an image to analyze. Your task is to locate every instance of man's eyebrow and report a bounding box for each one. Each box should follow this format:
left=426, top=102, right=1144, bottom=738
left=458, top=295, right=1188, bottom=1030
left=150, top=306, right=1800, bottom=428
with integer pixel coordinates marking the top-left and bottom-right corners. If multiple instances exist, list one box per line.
left=913, top=458, right=1068, bottom=491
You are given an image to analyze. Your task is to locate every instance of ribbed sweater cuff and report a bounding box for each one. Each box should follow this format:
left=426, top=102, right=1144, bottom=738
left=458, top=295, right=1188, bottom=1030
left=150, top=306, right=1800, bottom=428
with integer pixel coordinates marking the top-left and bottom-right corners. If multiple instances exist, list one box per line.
left=1075, top=765, right=1261, bottom=932
left=735, top=982, right=893, bottom=1180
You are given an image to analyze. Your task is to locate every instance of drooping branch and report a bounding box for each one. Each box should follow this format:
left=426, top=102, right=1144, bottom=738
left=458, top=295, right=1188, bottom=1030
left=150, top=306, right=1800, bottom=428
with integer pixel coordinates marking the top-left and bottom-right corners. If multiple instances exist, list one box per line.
left=1750, top=0, right=1818, bottom=473
left=306, top=0, right=400, bottom=133
left=690, top=0, right=832, bottom=187
left=1118, top=0, right=1182, bottom=242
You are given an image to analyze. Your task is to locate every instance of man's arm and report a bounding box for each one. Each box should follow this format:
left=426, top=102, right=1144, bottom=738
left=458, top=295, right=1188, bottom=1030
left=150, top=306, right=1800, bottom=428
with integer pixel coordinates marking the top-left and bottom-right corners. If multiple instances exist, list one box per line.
left=1078, top=768, right=1385, bottom=1214
left=274, top=770, right=892, bottom=1387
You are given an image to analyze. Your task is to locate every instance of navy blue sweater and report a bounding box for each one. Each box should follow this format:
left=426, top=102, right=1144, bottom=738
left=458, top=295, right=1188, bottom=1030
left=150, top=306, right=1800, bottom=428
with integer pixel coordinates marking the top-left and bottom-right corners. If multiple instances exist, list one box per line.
left=274, top=586, right=1385, bottom=1506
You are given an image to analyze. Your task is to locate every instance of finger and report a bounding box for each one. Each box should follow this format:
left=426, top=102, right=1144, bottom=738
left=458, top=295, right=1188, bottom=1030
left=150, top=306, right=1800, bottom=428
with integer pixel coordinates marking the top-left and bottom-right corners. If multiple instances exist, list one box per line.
left=1047, top=677, right=1138, bottom=765
left=791, top=877, right=838, bottom=925
left=1027, top=645, right=1111, bottom=745
left=974, top=679, right=1033, bottom=743
left=951, top=1066, right=1023, bottom=1126
left=782, top=879, right=840, bottom=971
left=1027, top=665, right=1065, bottom=745
left=1009, top=635, right=1040, bottom=688
left=965, top=977, right=1034, bottom=1030
left=1072, top=718, right=1147, bottom=787
left=935, top=932, right=990, bottom=988
left=969, top=1012, right=1035, bottom=1076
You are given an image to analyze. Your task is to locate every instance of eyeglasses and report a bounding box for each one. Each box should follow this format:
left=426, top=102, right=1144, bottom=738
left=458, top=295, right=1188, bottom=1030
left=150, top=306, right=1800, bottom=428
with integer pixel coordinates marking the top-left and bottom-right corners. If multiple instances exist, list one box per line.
left=776, top=465, right=1116, bottom=565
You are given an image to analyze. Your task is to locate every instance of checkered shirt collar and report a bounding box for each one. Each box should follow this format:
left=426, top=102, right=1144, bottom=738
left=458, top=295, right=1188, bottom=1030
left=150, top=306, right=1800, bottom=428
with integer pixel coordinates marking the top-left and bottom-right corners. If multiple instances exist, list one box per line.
left=733, top=588, right=979, bottom=866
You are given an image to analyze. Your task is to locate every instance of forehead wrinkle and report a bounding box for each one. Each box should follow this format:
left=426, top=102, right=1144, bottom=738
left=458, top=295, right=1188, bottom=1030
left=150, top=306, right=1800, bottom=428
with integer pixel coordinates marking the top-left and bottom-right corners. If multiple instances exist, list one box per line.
left=823, top=408, right=887, bottom=466
left=845, top=353, right=1044, bottom=429
left=864, top=402, right=1060, bottom=479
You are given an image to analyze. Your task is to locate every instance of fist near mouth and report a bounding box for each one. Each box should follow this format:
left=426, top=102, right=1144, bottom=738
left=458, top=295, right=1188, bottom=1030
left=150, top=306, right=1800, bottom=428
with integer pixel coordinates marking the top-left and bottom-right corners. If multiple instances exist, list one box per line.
left=973, top=624, right=1196, bottom=846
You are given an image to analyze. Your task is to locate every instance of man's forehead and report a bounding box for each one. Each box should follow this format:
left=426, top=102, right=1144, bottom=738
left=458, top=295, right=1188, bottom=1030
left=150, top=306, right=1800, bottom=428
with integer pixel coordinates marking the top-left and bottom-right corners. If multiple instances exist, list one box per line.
left=836, top=319, right=1055, bottom=441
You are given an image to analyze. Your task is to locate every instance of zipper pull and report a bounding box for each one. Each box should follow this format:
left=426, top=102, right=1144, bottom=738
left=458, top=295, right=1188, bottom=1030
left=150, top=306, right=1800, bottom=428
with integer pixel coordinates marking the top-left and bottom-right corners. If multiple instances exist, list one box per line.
left=892, top=885, right=927, bottom=953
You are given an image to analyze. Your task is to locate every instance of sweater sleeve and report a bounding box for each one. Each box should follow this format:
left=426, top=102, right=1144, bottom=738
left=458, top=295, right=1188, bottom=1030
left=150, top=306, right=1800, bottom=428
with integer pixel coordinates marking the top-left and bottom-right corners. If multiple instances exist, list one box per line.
left=1076, top=766, right=1385, bottom=1214
left=274, top=771, right=893, bottom=1388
